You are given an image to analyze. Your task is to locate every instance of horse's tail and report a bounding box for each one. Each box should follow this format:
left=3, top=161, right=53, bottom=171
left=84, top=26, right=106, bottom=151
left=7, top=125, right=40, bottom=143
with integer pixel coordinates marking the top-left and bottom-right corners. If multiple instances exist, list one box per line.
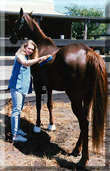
left=87, top=49, right=108, bottom=152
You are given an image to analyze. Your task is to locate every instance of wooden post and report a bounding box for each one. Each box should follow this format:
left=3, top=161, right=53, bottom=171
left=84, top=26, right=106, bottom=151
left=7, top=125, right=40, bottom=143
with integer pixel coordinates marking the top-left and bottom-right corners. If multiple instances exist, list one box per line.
left=70, top=21, right=73, bottom=39
left=0, top=11, right=5, bottom=167
left=106, top=3, right=110, bottom=39
left=84, top=20, right=88, bottom=40
left=105, top=2, right=110, bottom=169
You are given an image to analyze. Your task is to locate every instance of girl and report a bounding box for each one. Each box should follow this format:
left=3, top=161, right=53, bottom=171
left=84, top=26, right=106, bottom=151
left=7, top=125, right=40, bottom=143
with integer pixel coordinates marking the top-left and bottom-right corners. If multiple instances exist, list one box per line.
left=8, top=40, right=52, bottom=142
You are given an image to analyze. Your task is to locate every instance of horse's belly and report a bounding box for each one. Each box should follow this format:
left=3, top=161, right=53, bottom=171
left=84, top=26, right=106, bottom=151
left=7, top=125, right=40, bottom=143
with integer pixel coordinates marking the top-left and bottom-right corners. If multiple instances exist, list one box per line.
left=48, top=78, right=65, bottom=91
left=48, top=72, right=65, bottom=91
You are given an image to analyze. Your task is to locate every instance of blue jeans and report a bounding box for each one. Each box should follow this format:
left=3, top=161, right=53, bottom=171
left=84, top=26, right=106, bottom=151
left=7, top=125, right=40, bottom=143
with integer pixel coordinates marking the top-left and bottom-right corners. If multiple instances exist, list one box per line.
left=10, top=89, right=25, bottom=136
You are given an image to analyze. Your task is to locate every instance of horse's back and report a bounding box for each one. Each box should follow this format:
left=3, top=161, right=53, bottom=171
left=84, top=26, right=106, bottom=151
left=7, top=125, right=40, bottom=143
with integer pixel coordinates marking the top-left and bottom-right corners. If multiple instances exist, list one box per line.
left=59, top=44, right=88, bottom=79
left=47, top=44, right=89, bottom=93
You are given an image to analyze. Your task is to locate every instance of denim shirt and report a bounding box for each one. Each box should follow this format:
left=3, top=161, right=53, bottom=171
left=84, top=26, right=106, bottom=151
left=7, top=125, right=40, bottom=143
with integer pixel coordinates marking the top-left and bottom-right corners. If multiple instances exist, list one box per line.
left=8, top=56, right=32, bottom=95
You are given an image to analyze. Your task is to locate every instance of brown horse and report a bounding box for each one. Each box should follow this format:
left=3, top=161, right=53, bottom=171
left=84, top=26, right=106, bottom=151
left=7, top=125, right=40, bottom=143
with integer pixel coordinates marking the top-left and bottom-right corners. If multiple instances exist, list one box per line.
left=10, top=8, right=108, bottom=168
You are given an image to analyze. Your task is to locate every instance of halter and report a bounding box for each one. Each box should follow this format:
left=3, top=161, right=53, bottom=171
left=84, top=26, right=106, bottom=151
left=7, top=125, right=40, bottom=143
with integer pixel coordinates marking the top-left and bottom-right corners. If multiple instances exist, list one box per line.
left=37, top=36, right=47, bottom=45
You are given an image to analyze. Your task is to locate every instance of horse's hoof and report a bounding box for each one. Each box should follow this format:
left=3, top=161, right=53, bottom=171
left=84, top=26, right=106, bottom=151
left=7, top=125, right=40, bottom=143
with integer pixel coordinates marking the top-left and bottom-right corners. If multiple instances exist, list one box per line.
left=76, top=164, right=87, bottom=170
left=33, top=126, right=41, bottom=133
left=76, top=159, right=88, bottom=170
left=48, top=124, right=56, bottom=131
left=71, top=150, right=81, bottom=157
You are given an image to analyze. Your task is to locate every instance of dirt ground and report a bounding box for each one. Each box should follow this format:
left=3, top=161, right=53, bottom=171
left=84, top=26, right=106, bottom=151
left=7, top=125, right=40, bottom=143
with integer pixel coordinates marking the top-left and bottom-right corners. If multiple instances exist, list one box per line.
left=0, top=92, right=110, bottom=170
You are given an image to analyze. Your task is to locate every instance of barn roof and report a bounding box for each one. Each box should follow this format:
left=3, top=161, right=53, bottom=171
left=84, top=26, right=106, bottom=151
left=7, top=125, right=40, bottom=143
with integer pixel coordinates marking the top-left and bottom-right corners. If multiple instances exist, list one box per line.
left=0, top=0, right=110, bottom=23
left=0, top=0, right=62, bottom=15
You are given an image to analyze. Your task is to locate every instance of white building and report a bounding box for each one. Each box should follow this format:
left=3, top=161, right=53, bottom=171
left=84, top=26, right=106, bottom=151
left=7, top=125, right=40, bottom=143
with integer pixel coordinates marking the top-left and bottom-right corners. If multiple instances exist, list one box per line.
left=0, top=0, right=62, bottom=15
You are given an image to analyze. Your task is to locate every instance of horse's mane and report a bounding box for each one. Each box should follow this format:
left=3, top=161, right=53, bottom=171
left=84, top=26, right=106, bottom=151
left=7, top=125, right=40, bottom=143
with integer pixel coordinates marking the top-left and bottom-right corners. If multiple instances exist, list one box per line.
left=23, top=14, right=56, bottom=46
left=24, top=14, right=34, bottom=31
left=24, top=14, right=47, bottom=38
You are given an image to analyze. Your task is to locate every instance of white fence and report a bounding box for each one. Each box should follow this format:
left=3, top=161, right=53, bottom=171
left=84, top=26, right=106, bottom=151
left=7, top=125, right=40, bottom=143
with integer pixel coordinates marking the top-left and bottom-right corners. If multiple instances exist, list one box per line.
left=0, top=56, right=66, bottom=110
left=0, top=55, right=110, bottom=110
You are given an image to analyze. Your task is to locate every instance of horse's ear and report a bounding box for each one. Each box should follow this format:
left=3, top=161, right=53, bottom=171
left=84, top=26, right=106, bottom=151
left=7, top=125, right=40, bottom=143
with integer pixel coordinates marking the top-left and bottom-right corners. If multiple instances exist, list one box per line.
left=20, top=8, right=23, bottom=18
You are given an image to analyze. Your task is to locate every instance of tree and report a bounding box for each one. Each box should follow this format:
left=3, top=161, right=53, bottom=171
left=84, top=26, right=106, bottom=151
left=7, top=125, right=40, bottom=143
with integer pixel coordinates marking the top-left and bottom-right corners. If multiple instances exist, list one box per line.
left=65, top=6, right=107, bottom=39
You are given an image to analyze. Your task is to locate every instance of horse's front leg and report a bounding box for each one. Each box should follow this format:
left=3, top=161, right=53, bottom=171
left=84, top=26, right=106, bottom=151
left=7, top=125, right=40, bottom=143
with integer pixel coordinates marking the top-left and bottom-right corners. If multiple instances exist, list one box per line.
left=71, top=132, right=82, bottom=157
left=33, top=89, right=42, bottom=133
left=47, top=88, right=56, bottom=131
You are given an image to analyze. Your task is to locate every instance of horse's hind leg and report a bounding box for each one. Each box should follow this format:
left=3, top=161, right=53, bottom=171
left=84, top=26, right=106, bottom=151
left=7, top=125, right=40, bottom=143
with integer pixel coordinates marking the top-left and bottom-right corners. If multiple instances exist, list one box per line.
left=47, top=88, right=56, bottom=131
left=77, top=96, right=92, bottom=167
left=70, top=101, right=83, bottom=157
left=66, top=88, right=91, bottom=167
left=71, top=100, right=90, bottom=157
left=71, top=100, right=89, bottom=167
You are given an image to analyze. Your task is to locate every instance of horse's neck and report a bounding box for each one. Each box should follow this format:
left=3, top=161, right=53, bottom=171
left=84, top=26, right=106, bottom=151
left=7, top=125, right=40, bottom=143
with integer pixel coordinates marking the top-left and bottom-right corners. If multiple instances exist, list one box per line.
left=29, top=19, right=59, bottom=56
left=38, top=43, right=58, bottom=57
left=32, top=20, right=46, bottom=43
left=28, top=30, right=44, bottom=44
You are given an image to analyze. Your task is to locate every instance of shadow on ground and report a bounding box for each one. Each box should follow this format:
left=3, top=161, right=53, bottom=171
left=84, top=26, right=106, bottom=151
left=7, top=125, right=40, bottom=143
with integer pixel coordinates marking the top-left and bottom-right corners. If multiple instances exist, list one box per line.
left=4, top=113, right=66, bottom=158
left=1, top=111, right=88, bottom=170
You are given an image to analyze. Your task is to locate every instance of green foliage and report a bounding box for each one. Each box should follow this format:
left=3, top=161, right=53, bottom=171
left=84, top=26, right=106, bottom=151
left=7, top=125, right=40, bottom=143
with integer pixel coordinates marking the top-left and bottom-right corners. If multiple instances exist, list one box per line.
left=65, top=6, right=107, bottom=39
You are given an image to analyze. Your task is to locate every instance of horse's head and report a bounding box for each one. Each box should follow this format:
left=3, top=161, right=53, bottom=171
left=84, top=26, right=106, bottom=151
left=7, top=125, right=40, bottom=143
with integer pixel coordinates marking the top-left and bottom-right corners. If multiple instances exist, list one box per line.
left=10, top=8, right=59, bottom=56
left=10, top=8, right=33, bottom=44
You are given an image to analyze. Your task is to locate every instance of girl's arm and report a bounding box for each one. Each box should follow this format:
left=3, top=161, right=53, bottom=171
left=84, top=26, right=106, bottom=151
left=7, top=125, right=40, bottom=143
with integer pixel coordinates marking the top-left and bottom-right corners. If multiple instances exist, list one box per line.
left=17, top=54, right=51, bottom=67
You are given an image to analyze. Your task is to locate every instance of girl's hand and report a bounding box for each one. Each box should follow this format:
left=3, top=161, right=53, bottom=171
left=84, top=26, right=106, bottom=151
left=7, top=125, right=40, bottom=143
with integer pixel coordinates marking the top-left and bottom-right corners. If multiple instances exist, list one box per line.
left=38, top=55, right=51, bottom=63
left=43, top=55, right=51, bottom=60
left=39, top=55, right=53, bottom=67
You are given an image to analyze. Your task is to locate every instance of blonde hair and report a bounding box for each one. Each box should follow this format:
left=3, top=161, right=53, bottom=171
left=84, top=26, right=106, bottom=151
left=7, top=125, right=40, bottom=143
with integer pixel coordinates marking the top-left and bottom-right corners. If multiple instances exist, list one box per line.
left=16, top=40, right=38, bottom=59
